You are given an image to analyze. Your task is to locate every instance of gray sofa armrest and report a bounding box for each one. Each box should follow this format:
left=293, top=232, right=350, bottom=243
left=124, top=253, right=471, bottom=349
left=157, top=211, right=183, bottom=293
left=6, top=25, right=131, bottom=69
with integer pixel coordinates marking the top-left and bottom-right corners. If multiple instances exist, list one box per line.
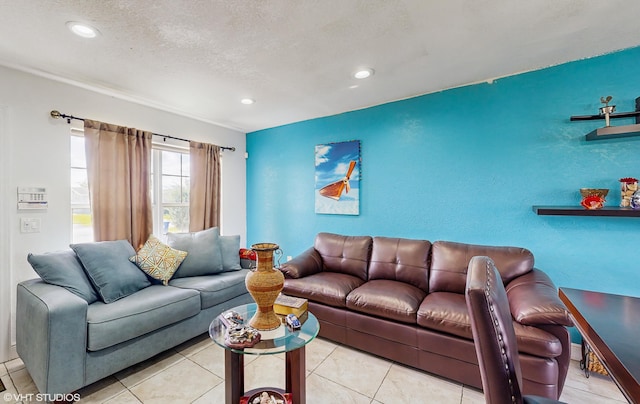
left=505, top=269, right=573, bottom=327
left=280, top=247, right=323, bottom=279
left=17, top=279, right=88, bottom=395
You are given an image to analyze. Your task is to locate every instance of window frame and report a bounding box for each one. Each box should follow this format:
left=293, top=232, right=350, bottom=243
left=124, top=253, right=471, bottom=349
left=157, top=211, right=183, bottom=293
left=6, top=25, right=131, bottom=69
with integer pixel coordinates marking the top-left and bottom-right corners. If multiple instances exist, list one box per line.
left=70, top=130, right=92, bottom=243
left=70, top=131, right=191, bottom=243
left=151, top=142, right=191, bottom=237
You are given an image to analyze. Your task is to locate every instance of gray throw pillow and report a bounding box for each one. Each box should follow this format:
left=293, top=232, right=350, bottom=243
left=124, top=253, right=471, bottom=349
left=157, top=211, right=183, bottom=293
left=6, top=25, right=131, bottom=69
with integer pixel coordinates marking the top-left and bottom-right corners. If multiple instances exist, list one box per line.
left=27, top=250, right=99, bottom=303
left=70, top=240, right=151, bottom=303
left=166, top=227, right=224, bottom=277
left=219, top=235, right=242, bottom=271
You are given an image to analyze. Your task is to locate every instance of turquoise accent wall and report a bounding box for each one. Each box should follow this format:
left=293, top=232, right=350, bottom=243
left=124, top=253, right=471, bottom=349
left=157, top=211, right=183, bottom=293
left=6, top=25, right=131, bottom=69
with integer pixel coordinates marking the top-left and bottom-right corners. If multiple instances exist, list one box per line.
left=247, top=46, right=640, bottom=305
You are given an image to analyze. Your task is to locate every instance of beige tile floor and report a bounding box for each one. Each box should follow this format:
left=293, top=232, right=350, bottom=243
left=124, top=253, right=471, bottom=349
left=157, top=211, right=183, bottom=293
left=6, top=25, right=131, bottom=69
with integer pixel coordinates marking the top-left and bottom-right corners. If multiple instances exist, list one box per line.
left=0, top=335, right=628, bottom=403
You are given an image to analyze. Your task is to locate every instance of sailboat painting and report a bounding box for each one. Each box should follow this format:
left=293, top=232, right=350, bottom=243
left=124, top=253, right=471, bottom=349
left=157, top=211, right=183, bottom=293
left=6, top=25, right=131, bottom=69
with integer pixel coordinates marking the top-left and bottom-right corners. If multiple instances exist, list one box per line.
left=315, top=140, right=360, bottom=215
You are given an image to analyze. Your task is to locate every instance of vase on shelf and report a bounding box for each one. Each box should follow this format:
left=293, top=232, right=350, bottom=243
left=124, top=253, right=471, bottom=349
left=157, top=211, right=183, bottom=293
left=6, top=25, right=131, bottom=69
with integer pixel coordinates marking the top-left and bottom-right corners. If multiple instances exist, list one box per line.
left=631, top=190, right=640, bottom=210
left=244, top=243, right=285, bottom=330
left=619, top=178, right=638, bottom=208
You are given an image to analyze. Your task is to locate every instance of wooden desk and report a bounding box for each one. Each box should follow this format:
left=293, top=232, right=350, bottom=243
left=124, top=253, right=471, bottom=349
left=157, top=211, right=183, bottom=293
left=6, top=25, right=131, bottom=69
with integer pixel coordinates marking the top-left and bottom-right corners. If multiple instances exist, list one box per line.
left=559, top=288, right=640, bottom=403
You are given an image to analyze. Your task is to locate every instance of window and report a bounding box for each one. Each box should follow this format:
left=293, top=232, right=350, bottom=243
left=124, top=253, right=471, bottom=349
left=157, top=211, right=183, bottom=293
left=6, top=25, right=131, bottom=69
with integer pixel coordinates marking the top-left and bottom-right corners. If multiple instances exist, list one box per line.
left=70, top=134, right=92, bottom=243
left=70, top=134, right=190, bottom=242
left=152, top=148, right=190, bottom=235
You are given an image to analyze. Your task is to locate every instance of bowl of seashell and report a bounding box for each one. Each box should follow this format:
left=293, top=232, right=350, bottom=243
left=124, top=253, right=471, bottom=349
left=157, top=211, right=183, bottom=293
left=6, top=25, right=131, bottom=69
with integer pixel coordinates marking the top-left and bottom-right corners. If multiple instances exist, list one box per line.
left=579, top=188, right=609, bottom=199
left=247, top=390, right=287, bottom=404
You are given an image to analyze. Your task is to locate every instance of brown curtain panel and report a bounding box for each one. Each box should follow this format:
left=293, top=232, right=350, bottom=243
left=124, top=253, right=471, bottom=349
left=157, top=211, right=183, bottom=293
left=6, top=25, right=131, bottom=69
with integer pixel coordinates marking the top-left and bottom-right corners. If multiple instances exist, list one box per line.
left=189, top=141, right=221, bottom=231
left=84, top=120, right=153, bottom=249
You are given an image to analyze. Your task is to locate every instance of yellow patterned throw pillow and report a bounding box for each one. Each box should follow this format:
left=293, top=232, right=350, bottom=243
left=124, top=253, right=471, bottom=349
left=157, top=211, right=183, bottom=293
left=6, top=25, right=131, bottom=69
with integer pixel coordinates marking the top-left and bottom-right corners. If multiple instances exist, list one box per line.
left=129, top=235, right=188, bottom=285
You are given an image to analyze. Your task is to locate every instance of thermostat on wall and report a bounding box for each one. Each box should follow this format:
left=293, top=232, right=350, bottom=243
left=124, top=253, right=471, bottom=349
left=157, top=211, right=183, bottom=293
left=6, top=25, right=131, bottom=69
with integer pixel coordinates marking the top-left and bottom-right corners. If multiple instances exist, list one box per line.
left=17, top=187, right=48, bottom=210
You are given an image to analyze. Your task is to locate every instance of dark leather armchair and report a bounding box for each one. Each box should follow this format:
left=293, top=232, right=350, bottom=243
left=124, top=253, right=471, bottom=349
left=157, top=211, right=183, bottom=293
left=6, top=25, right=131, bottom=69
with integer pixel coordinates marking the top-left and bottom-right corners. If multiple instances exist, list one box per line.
left=465, top=256, right=565, bottom=404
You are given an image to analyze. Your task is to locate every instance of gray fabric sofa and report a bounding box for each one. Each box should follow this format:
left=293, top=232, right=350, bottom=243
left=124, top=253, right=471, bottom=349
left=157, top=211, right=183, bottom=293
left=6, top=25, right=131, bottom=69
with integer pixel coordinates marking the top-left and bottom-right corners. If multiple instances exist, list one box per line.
left=16, top=232, right=253, bottom=396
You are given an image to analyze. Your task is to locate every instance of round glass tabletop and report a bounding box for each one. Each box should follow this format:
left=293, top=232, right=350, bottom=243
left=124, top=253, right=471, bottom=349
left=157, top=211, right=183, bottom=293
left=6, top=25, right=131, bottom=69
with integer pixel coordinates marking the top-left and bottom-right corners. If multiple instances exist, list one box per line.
left=209, top=303, right=319, bottom=355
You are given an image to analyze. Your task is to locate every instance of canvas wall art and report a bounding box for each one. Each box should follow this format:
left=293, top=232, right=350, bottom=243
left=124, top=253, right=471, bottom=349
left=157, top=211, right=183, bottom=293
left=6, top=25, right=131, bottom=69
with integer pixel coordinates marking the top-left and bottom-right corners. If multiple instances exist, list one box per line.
left=315, top=140, right=360, bottom=215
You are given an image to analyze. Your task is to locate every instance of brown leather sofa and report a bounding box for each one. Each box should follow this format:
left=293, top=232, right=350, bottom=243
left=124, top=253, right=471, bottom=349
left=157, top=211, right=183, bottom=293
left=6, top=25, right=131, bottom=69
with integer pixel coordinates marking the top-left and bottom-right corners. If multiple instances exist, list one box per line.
left=280, top=232, right=573, bottom=400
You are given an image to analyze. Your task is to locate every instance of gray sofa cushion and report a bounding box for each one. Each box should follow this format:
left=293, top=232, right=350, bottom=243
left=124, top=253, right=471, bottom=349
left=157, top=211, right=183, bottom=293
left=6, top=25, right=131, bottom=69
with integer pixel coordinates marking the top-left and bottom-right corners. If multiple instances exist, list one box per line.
left=86, top=285, right=200, bottom=351
left=219, top=235, right=242, bottom=271
left=167, top=227, right=224, bottom=277
left=27, top=250, right=99, bottom=303
left=71, top=240, right=151, bottom=303
left=168, top=269, right=249, bottom=309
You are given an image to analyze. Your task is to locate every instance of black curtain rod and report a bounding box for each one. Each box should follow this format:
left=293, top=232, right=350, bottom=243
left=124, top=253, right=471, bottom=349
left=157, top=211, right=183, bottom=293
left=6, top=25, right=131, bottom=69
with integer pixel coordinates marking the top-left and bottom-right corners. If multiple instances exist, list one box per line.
left=50, top=110, right=236, bottom=151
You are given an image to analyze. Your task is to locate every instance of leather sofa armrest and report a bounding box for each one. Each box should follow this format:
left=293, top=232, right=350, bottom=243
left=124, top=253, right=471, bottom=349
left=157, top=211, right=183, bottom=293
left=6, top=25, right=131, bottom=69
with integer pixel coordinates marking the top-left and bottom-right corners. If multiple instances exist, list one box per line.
left=280, top=247, right=323, bottom=279
left=505, top=269, right=573, bottom=327
left=17, top=279, right=88, bottom=395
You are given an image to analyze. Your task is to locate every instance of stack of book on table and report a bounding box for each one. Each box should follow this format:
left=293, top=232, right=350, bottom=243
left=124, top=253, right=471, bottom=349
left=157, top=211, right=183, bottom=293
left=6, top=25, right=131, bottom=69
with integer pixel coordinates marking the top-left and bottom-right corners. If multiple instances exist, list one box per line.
left=273, top=294, right=308, bottom=318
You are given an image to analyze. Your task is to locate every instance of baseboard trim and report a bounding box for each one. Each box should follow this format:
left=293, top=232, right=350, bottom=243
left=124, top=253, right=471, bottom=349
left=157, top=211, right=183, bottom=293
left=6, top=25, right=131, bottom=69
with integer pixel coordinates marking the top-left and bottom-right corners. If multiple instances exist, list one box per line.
left=571, top=342, right=582, bottom=362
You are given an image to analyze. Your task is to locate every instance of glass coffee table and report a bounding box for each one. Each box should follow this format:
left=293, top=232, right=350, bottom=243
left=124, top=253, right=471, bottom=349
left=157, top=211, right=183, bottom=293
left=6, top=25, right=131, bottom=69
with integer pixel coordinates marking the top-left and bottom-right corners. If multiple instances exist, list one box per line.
left=209, top=303, right=319, bottom=404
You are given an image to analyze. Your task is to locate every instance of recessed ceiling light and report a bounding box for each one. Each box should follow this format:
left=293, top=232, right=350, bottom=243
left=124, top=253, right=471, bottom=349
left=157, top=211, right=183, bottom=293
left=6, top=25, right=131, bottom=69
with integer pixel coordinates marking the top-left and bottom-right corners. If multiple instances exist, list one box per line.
left=240, top=98, right=255, bottom=105
left=353, top=68, right=375, bottom=79
left=66, top=21, right=100, bottom=38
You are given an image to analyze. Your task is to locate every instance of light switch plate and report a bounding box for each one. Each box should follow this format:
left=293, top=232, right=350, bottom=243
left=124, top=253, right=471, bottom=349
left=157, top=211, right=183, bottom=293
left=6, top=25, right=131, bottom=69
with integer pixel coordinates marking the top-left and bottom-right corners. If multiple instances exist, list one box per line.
left=20, top=217, right=41, bottom=233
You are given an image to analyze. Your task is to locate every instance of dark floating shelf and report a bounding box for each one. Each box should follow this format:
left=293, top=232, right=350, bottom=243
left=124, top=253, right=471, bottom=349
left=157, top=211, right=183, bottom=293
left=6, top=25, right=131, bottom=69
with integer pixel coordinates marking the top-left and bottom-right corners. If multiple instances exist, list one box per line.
left=533, top=206, right=640, bottom=217
left=570, top=97, right=640, bottom=141
left=585, top=123, right=640, bottom=141
left=570, top=110, right=640, bottom=121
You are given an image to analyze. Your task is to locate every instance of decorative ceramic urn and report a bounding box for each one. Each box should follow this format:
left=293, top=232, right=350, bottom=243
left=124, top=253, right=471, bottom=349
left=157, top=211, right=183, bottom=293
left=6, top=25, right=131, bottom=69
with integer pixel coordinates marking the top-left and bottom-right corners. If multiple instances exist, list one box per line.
left=245, top=243, right=285, bottom=330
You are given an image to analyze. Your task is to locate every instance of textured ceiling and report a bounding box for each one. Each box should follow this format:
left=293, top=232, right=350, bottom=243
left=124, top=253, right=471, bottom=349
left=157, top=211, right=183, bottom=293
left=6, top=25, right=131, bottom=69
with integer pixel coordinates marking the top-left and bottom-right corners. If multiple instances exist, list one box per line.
left=1, top=0, right=639, bottom=133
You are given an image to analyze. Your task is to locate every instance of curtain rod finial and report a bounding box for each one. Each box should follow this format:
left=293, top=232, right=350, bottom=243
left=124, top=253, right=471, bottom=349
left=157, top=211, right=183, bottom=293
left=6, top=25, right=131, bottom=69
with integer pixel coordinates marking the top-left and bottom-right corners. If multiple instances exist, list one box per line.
left=50, top=110, right=62, bottom=119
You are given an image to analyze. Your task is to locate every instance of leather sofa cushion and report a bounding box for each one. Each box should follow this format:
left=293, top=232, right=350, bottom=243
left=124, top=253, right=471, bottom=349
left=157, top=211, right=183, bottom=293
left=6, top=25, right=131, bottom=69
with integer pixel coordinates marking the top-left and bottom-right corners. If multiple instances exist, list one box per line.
left=506, top=269, right=573, bottom=326
left=429, top=241, right=534, bottom=294
left=369, top=237, right=431, bottom=291
left=513, top=323, right=563, bottom=358
left=418, top=292, right=562, bottom=358
left=346, top=279, right=426, bottom=323
left=283, top=272, right=364, bottom=307
left=418, top=292, right=471, bottom=338
left=86, top=285, right=200, bottom=351
left=168, top=269, right=249, bottom=309
left=280, top=247, right=323, bottom=279
left=315, top=232, right=372, bottom=280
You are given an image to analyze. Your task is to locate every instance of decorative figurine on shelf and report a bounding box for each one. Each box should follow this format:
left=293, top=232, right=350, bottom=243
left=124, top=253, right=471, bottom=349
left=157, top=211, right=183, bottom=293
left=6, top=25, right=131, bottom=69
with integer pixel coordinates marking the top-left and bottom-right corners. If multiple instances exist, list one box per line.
left=599, top=96, right=616, bottom=127
left=631, top=190, right=640, bottom=210
left=581, top=195, right=605, bottom=210
left=579, top=188, right=608, bottom=210
left=619, top=177, right=638, bottom=207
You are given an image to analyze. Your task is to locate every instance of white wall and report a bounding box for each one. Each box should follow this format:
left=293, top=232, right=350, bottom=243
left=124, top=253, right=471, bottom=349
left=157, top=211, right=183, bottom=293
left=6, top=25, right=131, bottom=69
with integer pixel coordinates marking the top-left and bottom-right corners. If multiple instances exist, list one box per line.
left=0, top=65, right=247, bottom=362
